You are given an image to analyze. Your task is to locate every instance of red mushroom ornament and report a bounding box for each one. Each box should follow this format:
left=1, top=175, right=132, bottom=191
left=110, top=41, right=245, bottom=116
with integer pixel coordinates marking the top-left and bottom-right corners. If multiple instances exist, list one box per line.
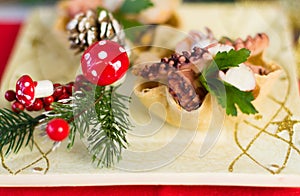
left=81, top=40, right=130, bottom=86
left=16, top=75, right=54, bottom=107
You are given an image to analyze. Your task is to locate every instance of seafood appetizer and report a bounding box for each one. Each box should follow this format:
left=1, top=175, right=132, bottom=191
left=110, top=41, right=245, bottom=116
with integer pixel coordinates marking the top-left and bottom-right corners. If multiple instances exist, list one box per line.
left=132, top=29, right=281, bottom=130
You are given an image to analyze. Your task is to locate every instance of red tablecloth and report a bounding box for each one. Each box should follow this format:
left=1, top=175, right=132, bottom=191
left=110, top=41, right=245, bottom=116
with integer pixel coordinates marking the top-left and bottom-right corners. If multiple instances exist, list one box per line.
left=1, top=22, right=300, bottom=196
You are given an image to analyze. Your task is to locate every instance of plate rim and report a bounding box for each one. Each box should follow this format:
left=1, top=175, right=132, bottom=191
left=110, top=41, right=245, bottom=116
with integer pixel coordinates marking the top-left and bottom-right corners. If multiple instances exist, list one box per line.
left=1, top=173, right=300, bottom=187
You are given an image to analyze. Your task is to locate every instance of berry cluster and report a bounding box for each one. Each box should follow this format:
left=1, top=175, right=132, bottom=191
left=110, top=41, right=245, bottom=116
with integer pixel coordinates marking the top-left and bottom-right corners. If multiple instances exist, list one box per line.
left=5, top=82, right=74, bottom=113
left=4, top=74, right=92, bottom=113
left=44, top=74, right=92, bottom=142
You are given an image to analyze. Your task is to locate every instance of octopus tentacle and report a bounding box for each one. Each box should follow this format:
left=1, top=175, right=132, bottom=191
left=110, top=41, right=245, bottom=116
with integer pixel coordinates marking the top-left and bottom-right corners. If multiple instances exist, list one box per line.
left=132, top=47, right=209, bottom=111
left=228, top=33, right=269, bottom=57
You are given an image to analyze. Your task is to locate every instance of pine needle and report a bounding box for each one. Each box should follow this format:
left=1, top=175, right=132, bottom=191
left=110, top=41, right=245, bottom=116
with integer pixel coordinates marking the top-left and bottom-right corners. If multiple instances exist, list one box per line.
left=0, top=109, right=45, bottom=155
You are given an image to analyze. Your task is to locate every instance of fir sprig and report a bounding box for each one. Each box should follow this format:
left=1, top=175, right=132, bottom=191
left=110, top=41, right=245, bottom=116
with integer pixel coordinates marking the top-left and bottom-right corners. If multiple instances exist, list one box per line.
left=0, top=109, right=45, bottom=155
left=45, top=102, right=77, bottom=149
left=46, top=84, right=132, bottom=167
left=89, top=85, right=131, bottom=167
left=0, top=83, right=132, bottom=168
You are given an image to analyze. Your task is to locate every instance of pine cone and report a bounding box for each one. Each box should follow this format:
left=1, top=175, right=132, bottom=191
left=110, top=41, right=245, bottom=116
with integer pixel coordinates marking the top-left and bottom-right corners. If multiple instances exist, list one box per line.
left=66, top=9, right=124, bottom=54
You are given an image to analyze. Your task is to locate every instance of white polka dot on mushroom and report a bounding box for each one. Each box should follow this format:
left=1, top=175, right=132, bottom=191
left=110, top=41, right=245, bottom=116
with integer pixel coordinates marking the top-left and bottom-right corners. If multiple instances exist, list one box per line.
left=119, top=47, right=126, bottom=53
left=92, top=70, right=98, bottom=77
left=24, top=82, right=30, bottom=87
left=17, top=90, right=22, bottom=95
left=30, top=87, right=34, bottom=92
left=98, top=51, right=108, bottom=60
left=25, top=95, right=32, bottom=100
left=84, top=53, right=91, bottom=60
left=109, top=61, right=121, bottom=71
left=99, top=40, right=106, bottom=45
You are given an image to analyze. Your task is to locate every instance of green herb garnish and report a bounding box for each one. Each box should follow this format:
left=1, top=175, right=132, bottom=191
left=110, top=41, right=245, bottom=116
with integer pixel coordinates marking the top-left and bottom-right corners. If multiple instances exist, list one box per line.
left=214, top=48, right=251, bottom=70
left=199, top=49, right=258, bottom=116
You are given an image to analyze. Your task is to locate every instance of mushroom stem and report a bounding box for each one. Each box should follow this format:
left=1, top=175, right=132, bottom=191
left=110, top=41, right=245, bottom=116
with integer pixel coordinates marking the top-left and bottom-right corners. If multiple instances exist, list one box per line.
left=110, top=73, right=127, bottom=87
left=35, top=80, right=54, bottom=98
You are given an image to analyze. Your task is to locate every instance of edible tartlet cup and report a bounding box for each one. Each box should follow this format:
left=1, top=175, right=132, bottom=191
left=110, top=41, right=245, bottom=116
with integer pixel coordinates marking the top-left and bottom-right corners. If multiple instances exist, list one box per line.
left=132, top=42, right=283, bottom=130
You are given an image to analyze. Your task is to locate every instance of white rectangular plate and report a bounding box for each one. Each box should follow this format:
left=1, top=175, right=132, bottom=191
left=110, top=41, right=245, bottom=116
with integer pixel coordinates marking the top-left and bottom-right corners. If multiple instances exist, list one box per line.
left=1, top=3, right=300, bottom=187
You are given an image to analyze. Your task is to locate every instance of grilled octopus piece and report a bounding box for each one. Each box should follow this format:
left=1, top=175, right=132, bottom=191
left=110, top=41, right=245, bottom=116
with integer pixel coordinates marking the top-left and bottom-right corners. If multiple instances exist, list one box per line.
left=133, top=47, right=210, bottom=111
left=220, top=33, right=269, bottom=57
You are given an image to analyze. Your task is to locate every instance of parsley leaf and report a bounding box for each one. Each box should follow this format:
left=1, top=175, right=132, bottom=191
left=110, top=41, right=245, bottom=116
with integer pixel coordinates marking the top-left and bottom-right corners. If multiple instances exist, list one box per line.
left=120, top=0, right=154, bottom=14
left=224, top=82, right=258, bottom=116
left=200, top=72, right=258, bottom=116
left=199, top=62, right=227, bottom=108
left=199, top=49, right=258, bottom=116
left=214, top=48, right=250, bottom=70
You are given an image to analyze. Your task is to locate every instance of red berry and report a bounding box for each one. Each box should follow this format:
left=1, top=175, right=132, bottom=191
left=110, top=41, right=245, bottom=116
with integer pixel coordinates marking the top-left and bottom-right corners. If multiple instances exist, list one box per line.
left=33, top=98, right=44, bottom=111
left=53, top=83, right=61, bottom=88
left=43, top=96, right=54, bottom=106
left=58, top=93, right=70, bottom=100
left=25, top=104, right=34, bottom=111
left=53, top=86, right=66, bottom=100
left=74, top=83, right=81, bottom=92
left=75, top=75, right=88, bottom=83
left=74, top=75, right=90, bottom=92
left=74, top=81, right=85, bottom=91
left=81, top=40, right=129, bottom=86
left=5, top=90, right=16, bottom=102
left=83, top=85, right=92, bottom=91
left=12, top=101, right=25, bottom=113
left=44, top=105, right=53, bottom=111
left=65, top=82, right=74, bottom=95
left=46, top=118, right=69, bottom=141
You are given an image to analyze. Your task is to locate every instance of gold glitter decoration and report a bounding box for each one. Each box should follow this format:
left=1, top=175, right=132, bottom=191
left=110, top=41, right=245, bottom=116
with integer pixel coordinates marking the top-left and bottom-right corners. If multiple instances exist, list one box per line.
left=0, top=141, right=51, bottom=175
left=254, top=115, right=263, bottom=120
left=228, top=67, right=300, bottom=174
left=33, top=167, right=44, bottom=172
left=272, top=115, right=300, bottom=134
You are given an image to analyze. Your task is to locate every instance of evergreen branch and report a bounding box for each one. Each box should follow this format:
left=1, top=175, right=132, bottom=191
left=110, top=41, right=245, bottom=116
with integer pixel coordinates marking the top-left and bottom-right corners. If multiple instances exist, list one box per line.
left=0, top=109, right=45, bottom=155
left=88, top=85, right=131, bottom=168
left=0, top=82, right=132, bottom=168
left=46, top=84, right=132, bottom=168
left=72, top=87, right=100, bottom=137
left=45, top=102, right=77, bottom=149
left=44, top=87, right=105, bottom=149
